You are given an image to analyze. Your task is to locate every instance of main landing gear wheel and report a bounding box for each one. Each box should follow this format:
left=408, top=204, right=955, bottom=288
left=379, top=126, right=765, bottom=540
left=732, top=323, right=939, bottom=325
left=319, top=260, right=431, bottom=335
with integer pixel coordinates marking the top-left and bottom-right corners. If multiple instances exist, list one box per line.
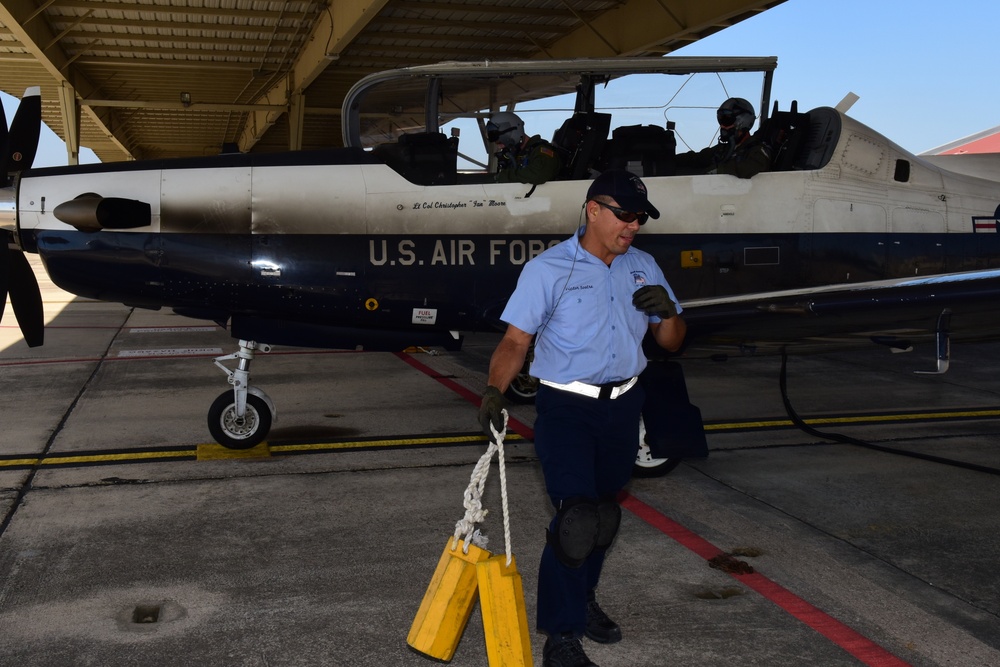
left=633, top=417, right=681, bottom=478
left=504, top=347, right=538, bottom=404
left=207, top=391, right=272, bottom=450
left=504, top=370, right=538, bottom=404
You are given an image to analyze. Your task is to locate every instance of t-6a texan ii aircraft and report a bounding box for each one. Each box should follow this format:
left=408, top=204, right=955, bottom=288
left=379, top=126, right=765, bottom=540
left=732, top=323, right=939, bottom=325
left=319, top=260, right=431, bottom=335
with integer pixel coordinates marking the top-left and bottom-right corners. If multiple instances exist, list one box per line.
left=2, top=57, right=1000, bottom=452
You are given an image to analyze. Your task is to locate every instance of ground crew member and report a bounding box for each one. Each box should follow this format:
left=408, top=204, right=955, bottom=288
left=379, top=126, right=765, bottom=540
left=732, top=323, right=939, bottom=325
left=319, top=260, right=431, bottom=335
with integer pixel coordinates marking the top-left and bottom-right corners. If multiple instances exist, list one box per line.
left=478, top=169, right=686, bottom=667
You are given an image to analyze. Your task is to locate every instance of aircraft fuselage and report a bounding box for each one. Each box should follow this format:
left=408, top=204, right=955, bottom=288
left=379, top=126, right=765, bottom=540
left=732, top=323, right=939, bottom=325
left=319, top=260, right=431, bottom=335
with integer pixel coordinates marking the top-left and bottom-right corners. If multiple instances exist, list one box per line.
left=11, top=113, right=1000, bottom=351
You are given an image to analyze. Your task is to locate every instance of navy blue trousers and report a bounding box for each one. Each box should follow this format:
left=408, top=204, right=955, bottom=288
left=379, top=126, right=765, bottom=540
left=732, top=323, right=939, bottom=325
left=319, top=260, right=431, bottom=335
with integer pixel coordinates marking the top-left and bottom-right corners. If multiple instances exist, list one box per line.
left=533, top=382, right=644, bottom=637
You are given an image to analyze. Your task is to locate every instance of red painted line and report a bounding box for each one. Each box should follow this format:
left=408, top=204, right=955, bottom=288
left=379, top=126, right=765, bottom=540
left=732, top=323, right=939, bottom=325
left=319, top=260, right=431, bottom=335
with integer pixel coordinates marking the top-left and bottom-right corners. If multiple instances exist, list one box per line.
left=620, top=492, right=911, bottom=667
left=398, top=347, right=908, bottom=664
left=393, top=351, right=535, bottom=440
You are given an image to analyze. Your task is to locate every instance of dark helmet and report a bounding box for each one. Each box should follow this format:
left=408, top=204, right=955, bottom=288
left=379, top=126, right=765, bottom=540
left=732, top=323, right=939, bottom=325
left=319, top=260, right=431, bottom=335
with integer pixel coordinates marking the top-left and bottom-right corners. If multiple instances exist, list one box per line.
left=486, top=111, right=526, bottom=146
left=717, top=98, right=756, bottom=133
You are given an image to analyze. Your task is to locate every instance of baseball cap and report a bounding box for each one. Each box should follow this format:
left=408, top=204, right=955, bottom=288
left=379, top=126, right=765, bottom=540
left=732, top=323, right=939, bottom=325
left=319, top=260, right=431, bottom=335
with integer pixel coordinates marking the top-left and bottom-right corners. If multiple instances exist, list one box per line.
left=586, top=169, right=660, bottom=219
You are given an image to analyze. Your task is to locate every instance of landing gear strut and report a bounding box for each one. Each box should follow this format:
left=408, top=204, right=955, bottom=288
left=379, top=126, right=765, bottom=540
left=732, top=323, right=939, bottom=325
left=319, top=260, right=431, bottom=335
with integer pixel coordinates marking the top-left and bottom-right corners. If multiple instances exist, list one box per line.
left=914, top=308, right=951, bottom=375
left=208, top=340, right=276, bottom=449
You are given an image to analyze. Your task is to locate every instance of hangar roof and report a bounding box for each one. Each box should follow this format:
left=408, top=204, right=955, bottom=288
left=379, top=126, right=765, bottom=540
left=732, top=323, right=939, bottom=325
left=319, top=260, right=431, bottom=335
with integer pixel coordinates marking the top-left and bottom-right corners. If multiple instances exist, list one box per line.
left=925, top=126, right=1000, bottom=156
left=0, top=0, right=785, bottom=162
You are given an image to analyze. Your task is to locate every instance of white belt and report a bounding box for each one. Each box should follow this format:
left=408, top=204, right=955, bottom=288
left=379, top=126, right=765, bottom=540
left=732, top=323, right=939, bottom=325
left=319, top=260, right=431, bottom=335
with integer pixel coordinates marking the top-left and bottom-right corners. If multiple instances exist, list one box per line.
left=539, top=376, right=638, bottom=400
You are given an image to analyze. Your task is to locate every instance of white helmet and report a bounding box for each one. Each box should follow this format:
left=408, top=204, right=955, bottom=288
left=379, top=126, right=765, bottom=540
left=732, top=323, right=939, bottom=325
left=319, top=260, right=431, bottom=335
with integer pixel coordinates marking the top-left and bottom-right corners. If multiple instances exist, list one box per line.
left=716, top=98, right=756, bottom=133
left=486, top=111, right=526, bottom=146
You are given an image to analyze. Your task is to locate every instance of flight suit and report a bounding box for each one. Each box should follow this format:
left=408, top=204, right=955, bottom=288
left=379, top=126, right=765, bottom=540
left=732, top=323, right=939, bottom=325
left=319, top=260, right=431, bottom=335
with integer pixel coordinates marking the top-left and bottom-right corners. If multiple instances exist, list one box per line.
left=676, top=131, right=774, bottom=179
left=496, top=135, right=563, bottom=184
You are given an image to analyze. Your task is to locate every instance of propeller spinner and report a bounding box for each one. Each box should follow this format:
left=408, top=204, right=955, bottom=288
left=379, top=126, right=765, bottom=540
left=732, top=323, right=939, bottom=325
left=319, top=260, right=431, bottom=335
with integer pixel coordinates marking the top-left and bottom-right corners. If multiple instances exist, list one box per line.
left=0, top=87, right=44, bottom=347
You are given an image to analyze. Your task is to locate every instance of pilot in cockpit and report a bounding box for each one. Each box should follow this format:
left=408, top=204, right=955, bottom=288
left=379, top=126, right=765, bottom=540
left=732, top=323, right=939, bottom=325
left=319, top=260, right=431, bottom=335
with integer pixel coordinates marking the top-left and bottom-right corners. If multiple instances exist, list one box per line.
left=675, top=97, right=773, bottom=179
left=487, top=111, right=562, bottom=185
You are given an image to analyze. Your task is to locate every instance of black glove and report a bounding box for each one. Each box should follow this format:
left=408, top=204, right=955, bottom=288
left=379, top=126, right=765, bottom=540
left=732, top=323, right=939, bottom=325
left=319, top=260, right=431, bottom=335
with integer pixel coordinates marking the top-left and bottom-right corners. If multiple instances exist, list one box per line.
left=479, top=386, right=508, bottom=440
left=494, top=148, right=513, bottom=171
left=632, top=285, right=678, bottom=319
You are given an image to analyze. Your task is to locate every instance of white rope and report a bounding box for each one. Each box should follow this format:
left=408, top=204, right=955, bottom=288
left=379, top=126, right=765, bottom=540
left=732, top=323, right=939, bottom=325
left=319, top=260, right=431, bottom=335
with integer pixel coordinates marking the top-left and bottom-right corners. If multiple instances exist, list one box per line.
left=493, top=410, right=514, bottom=566
left=451, top=408, right=514, bottom=566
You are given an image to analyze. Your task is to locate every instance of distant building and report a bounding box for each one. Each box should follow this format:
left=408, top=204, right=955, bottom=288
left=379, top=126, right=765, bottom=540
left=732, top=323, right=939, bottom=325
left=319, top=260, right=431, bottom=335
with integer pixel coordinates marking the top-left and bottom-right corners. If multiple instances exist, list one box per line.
left=922, top=126, right=1000, bottom=155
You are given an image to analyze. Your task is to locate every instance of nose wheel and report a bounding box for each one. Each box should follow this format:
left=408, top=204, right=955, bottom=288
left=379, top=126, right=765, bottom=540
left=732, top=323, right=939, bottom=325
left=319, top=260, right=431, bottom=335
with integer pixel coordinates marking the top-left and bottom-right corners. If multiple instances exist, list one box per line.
left=209, top=340, right=276, bottom=449
left=208, top=390, right=273, bottom=449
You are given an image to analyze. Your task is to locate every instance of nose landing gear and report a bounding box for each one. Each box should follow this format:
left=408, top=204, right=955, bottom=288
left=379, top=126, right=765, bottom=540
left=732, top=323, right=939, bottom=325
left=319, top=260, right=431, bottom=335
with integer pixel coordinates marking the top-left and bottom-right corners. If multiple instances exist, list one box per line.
left=208, top=340, right=276, bottom=449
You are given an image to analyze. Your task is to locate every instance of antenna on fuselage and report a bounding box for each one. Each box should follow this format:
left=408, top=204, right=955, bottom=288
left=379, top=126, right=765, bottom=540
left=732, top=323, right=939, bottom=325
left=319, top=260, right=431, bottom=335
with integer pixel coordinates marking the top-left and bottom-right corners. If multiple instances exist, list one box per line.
left=835, top=92, right=860, bottom=114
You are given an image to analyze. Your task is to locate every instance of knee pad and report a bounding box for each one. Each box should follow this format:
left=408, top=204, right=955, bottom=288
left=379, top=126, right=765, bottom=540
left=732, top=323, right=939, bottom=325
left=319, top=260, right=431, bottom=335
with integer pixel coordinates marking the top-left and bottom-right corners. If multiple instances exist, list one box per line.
left=595, top=499, right=622, bottom=550
left=547, top=497, right=599, bottom=568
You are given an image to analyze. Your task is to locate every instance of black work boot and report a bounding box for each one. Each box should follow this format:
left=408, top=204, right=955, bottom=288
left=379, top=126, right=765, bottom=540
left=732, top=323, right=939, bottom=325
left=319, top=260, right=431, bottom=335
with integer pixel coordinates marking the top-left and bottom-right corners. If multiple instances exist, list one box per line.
left=543, top=633, right=598, bottom=667
left=584, top=591, right=622, bottom=644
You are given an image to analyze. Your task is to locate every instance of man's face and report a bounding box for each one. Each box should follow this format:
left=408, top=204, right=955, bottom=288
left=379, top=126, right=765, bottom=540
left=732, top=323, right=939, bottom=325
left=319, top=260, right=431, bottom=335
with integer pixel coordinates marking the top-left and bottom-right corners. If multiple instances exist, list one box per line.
left=582, top=198, right=643, bottom=265
left=495, top=132, right=519, bottom=150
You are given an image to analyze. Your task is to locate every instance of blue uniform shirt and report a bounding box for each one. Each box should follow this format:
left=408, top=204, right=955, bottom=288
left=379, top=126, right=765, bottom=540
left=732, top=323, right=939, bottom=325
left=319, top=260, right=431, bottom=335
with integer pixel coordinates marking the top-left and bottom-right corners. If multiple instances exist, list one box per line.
left=500, top=226, right=683, bottom=385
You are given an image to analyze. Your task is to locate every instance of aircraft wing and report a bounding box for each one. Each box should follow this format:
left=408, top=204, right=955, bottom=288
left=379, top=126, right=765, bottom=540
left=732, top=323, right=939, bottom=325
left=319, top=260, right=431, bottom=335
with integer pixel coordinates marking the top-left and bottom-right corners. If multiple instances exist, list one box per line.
left=679, top=269, right=1000, bottom=355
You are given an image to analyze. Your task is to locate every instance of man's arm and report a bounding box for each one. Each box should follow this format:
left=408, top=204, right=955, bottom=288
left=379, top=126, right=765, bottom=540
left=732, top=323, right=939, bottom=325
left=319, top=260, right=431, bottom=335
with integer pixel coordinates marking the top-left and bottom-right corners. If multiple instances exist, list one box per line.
left=486, top=324, right=535, bottom=392
left=650, top=315, right=686, bottom=352
left=504, top=139, right=561, bottom=185
left=718, top=139, right=773, bottom=179
left=632, top=284, right=687, bottom=352
left=479, top=323, right=534, bottom=439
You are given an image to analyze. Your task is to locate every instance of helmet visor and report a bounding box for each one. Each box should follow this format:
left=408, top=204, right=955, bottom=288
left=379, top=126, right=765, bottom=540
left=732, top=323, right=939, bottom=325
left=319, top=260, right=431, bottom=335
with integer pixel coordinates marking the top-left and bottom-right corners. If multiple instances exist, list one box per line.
left=717, top=108, right=738, bottom=127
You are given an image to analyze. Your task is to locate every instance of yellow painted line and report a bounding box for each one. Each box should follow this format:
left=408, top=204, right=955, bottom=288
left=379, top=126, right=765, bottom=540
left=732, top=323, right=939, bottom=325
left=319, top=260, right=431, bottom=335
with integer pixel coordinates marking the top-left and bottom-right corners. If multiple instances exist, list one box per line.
left=270, top=433, right=523, bottom=454
left=0, top=433, right=526, bottom=470
left=39, top=450, right=194, bottom=465
left=2, top=458, right=42, bottom=467
left=196, top=442, right=271, bottom=460
left=1, top=410, right=994, bottom=469
left=706, top=419, right=792, bottom=431
left=0, top=450, right=194, bottom=469
left=705, top=408, right=1000, bottom=432
left=10, top=407, right=994, bottom=469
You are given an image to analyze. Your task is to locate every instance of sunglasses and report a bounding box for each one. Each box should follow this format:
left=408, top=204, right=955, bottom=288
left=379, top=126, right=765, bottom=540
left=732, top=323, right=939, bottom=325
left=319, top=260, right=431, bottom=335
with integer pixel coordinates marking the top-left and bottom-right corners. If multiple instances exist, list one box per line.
left=592, top=200, right=648, bottom=226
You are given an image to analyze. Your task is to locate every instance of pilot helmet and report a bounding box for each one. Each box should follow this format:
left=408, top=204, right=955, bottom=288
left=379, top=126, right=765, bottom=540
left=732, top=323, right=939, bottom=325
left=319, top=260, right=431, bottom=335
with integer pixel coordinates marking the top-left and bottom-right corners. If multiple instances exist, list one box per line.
left=486, top=111, right=526, bottom=146
left=716, top=97, right=756, bottom=133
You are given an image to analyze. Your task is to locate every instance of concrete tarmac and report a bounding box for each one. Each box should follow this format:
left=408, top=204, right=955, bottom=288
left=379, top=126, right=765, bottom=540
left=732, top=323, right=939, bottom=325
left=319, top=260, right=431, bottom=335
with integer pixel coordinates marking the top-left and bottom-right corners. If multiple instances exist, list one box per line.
left=1, top=258, right=999, bottom=666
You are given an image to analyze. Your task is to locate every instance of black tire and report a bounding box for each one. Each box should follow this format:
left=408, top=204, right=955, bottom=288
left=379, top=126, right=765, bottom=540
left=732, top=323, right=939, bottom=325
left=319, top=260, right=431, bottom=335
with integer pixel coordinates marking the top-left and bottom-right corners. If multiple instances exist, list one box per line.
left=633, top=417, right=681, bottom=478
left=207, top=391, right=272, bottom=450
left=633, top=455, right=682, bottom=478
left=504, top=371, right=538, bottom=404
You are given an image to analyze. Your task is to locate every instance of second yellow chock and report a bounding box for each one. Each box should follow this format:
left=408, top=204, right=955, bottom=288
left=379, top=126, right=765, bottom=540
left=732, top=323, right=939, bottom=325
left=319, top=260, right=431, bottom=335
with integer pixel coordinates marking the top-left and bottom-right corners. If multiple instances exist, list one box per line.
left=478, top=553, right=532, bottom=667
left=407, top=537, right=490, bottom=661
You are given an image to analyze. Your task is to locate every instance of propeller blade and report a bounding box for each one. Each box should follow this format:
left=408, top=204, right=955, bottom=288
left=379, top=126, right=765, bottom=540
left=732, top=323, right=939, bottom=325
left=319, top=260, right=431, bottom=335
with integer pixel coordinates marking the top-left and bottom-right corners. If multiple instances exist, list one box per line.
left=8, top=250, right=44, bottom=347
left=0, top=98, right=9, bottom=177
left=0, top=230, right=44, bottom=347
left=5, top=86, right=41, bottom=175
left=0, top=235, right=8, bottom=324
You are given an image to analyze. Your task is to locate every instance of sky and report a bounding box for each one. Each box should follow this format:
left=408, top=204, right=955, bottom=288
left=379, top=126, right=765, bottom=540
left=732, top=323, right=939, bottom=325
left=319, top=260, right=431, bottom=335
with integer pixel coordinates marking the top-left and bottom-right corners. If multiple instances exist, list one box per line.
left=3, top=0, right=998, bottom=165
left=671, top=0, right=1000, bottom=155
